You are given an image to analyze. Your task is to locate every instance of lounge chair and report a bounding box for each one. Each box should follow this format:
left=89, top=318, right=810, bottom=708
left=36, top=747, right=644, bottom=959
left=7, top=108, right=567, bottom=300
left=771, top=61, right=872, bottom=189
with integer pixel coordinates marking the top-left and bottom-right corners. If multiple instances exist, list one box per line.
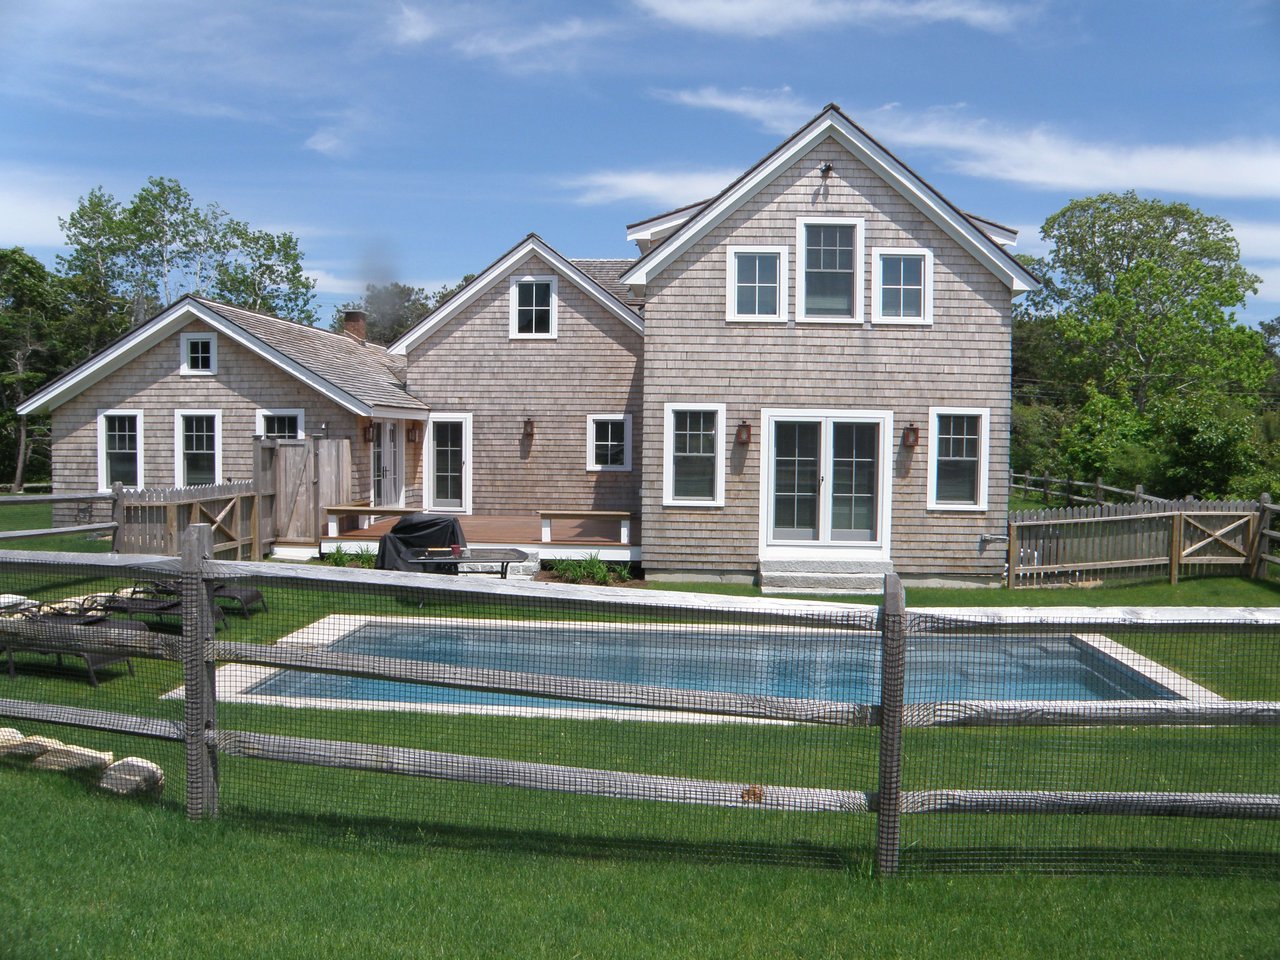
left=137, top=579, right=267, bottom=618
left=1, top=599, right=144, bottom=686
left=101, top=583, right=227, bottom=628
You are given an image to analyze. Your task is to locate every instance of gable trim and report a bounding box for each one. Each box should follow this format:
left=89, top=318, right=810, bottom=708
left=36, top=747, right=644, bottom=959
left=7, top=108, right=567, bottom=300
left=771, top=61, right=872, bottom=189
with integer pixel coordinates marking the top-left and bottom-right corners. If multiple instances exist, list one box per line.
left=389, top=235, right=643, bottom=356
left=17, top=298, right=376, bottom=417
left=620, top=105, right=1038, bottom=294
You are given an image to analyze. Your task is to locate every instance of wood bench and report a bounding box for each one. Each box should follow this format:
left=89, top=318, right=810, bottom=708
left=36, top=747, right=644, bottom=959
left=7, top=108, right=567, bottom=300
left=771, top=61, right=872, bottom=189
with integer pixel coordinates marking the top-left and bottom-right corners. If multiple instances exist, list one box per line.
left=537, top=510, right=631, bottom=545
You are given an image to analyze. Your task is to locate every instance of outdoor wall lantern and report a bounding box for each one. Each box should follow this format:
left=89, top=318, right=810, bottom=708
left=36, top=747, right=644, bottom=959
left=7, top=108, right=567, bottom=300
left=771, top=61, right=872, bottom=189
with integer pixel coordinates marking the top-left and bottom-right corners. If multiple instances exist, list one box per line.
left=901, top=423, right=920, bottom=448
left=523, top=417, right=536, bottom=440
left=405, top=425, right=421, bottom=445
left=735, top=420, right=752, bottom=445
left=363, top=424, right=377, bottom=443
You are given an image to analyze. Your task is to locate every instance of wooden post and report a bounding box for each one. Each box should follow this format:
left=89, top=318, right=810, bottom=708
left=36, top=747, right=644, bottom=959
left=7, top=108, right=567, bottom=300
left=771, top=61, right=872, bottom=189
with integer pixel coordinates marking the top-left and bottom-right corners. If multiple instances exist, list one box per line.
left=1042, top=471, right=1051, bottom=506
left=1169, top=513, right=1182, bottom=586
left=1135, top=483, right=1144, bottom=503
left=1094, top=475, right=1104, bottom=505
left=1006, top=521, right=1018, bottom=590
left=1252, top=493, right=1271, bottom=579
left=876, top=573, right=907, bottom=877
left=181, top=524, right=219, bottom=820
left=110, top=481, right=123, bottom=553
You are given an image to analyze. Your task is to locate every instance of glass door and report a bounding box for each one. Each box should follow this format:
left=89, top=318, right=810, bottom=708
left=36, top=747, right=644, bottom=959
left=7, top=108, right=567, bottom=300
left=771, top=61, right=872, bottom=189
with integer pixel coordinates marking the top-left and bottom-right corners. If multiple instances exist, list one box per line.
left=770, top=417, right=880, bottom=544
left=431, top=420, right=464, bottom=509
left=371, top=420, right=403, bottom=507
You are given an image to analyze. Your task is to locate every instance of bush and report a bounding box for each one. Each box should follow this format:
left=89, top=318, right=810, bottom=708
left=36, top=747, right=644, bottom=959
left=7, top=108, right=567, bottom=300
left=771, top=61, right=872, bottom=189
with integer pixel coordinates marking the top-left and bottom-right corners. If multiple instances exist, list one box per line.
left=546, top=553, right=631, bottom=586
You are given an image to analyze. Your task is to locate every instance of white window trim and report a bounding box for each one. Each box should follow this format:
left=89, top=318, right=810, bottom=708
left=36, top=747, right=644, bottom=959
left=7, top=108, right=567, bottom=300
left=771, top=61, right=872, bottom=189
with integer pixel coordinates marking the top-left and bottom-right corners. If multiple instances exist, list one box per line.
left=871, top=247, right=934, bottom=325
left=508, top=275, right=558, bottom=340
left=757, top=408, right=893, bottom=562
left=96, top=409, right=144, bottom=492
left=725, top=245, right=788, bottom=322
left=795, top=216, right=865, bottom=324
left=662, top=402, right=727, bottom=508
left=424, top=413, right=472, bottom=514
left=586, top=414, right=632, bottom=472
left=173, top=409, right=223, bottom=487
left=179, top=332, right=217, bottom=376
left=927, top=406, right=990, bottom=511
left=255, top=408, right=306, bottom=439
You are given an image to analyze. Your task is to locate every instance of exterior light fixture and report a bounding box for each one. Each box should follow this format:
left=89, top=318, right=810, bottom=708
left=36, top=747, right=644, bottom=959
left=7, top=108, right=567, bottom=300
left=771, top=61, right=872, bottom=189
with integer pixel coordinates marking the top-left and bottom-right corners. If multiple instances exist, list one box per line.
left=901, top=423, right=920, bottom=448
left=735, top=420, right=752, bottom=445
left=523, top=417, right=535, bottom=440
left=819, top=162, right=834, bottom=178
left=363, top=424, right=377, bottom=443
left=405, top=425, right=421, bottom=444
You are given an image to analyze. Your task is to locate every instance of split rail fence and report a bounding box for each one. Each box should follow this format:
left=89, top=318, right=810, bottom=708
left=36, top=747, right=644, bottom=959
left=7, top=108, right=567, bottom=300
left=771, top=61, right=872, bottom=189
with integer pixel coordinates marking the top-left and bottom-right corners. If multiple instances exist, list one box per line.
left=2, top=525, right=1278, bottom=874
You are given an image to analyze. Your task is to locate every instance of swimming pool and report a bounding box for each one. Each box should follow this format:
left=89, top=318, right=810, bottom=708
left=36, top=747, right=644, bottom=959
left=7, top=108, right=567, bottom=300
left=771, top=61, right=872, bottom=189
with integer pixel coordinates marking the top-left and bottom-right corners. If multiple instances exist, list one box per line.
left=209, top=616, right=1217, bottom=720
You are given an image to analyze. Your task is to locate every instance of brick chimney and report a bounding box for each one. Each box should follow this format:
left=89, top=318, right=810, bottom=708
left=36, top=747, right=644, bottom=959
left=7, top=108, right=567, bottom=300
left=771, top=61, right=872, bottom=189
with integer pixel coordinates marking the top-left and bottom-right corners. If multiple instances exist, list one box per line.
left=342, top=310, right=368, bottom=342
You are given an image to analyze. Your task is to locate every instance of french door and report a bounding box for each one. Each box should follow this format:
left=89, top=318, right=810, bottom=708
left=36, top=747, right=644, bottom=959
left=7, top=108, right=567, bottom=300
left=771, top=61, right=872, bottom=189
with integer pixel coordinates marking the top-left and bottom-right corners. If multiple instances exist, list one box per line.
left=370, top=420, right=403, bottom=507
left=426, top=414, right=471, bottom=512
left=768, top=413, right=884, bottom=545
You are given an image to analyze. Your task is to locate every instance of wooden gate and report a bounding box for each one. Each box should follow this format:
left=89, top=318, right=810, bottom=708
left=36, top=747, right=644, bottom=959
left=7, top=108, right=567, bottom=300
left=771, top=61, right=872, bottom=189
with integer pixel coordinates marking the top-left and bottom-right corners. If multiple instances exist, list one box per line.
left=271, top=438, right=351, bottom=545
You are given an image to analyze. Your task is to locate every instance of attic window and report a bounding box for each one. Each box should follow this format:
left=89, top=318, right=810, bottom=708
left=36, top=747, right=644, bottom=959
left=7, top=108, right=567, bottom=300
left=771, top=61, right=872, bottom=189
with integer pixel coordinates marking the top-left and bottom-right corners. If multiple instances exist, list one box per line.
left=180, top=332, right=217, bottom=375
left=509, top=276, right=557, bottom=339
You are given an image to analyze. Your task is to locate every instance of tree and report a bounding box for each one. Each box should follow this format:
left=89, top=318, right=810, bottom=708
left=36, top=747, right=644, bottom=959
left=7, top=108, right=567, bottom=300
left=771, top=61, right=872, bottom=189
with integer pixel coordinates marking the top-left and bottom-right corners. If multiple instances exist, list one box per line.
left=332, top=276, right=474, bottom=345
left=1018, top=192, right=1268, bottom=497
left=58, top=178, right=317, bottom=329
left=0, top=248, right=70, bottom=487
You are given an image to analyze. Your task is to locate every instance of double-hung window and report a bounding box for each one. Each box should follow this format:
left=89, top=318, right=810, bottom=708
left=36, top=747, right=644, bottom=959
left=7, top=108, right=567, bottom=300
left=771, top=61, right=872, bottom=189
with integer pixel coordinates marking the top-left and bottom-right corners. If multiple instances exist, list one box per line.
left=663, top=403, right=725, bottom=506
left=176, top=410, right=221, bottom=487
left=726, top=246, right=787, bottom=321
left=927, top=408, right=989, bottom=510
left=509, top=275, right=557, bottom=338
left=872, top=248, right=933, bottom=324
left=179, top=332, right=217, bottom=375
left=797, top=218, right=864, bottom=322
left=587, top=414, right=632, bottom=472
left=97, top=410, right=144, bottom=490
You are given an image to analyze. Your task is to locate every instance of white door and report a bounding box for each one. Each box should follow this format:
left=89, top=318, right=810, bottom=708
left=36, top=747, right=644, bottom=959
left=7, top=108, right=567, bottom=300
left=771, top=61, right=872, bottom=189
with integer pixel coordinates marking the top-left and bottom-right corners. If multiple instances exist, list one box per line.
left=370, top=420, right=403, bottom=507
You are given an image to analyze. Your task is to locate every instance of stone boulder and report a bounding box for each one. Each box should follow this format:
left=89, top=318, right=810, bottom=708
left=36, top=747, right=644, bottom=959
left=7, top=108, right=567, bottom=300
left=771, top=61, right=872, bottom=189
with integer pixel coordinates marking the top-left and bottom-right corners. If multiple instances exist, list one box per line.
left=98, top=757, right=165, bottom=799
left=2, top=735, right=64, bottom=759
left=32, top=744, right=115, bottom=773
left=0, top=727, right=22, bottom=750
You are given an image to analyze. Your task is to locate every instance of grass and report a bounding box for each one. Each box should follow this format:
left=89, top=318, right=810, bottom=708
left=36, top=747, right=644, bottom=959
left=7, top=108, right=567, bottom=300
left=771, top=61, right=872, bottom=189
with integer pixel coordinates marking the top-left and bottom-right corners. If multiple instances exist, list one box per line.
left=3, top=531, right=1280, bottom=956
left=0, top=497, right=113, bottom=553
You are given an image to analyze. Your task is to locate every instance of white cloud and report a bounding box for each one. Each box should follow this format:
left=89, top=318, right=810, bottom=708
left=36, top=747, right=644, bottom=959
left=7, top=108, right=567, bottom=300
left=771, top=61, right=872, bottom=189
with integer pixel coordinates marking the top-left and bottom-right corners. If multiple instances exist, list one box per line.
left=863, top=105, right=1280, bottom=200
left=563, top=168, right=741, bottom=207
left=656, top=86, right=818, bottom=135
left=389, top=3, right=436, bottom=45
left=633, top=0, right=1033, bottom=36
left=305, top=267, right=367, bottom=297
left=453, top=18, right=614, bottom=62
left=303, top=109, right=372, bottom=158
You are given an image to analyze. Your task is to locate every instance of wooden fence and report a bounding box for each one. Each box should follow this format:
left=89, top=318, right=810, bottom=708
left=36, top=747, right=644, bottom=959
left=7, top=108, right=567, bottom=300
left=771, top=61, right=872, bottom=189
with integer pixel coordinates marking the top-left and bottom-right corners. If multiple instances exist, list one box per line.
left=2, top=531, right=1279, bottom=875
left=1011, top=471, right=1164, bottom=507
left=1007, top=498, right=1264, bottom=587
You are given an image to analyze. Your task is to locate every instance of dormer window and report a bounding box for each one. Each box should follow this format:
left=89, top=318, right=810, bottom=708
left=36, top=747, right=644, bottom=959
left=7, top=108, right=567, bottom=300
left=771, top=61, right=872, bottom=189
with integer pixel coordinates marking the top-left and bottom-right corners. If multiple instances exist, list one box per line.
left=509, top=276, right=557, bottom=339
left=180, top=332, right=217, bottom=375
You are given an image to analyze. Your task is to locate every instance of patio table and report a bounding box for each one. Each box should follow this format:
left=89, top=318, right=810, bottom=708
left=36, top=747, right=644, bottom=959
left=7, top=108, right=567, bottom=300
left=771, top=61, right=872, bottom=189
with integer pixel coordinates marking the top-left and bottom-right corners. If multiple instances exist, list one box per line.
left=408, top=547, right=529, bottom=579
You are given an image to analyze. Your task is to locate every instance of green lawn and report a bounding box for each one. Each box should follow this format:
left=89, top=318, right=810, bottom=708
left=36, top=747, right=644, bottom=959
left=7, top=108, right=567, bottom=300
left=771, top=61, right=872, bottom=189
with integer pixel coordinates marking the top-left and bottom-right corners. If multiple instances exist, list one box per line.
left=0, top=497, right=113, bottom=552
left=3, top=546, right=1280, bottom=957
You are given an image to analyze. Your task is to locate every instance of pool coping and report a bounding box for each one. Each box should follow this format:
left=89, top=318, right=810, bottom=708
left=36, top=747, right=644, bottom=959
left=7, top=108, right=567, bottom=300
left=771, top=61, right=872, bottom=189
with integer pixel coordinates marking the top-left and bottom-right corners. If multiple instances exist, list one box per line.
left=163, top=614, right=1224, bottom=721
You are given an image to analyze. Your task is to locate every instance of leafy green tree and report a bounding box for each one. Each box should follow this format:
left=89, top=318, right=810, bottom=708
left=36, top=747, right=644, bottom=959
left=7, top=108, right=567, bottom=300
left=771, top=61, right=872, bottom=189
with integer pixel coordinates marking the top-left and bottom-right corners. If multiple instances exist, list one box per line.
left=1018, top=192, right=1267, bottom=497
left=332, top=276, right=474, bottom=345
left=58, top=178, right=317, bottom=329
left=0, top=248, right=71, bottom=487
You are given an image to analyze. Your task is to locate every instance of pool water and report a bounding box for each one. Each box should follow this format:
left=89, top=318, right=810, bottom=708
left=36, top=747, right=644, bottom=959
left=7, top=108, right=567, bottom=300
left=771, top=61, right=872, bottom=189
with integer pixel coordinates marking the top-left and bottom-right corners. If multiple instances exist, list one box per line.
left=246, top=620, right=1180, bottom=710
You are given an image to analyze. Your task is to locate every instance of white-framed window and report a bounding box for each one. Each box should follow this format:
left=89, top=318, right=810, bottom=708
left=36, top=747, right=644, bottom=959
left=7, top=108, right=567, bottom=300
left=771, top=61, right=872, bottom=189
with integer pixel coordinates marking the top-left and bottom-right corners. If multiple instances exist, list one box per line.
left=425, top=413, right=472, bottom=513
left=586, top=414, right=632, bottom=472
left=726, top=246, right=788, bottom=322
left=927, top=407, right=990, bottom=511
left=509, top=275, right=557, bottom=339
left=179, top=332, right=217, bottom=375
left=96, top=409, right=144, bottom=491
left=796, top=217, right=864, bottom=322
left=255, top=408, right=305, bottom=440
left=174, top=409, right=222, bottom=487
left=663, top=403, right=726, bottom=507
left=872, top=247, right=933, bottom=324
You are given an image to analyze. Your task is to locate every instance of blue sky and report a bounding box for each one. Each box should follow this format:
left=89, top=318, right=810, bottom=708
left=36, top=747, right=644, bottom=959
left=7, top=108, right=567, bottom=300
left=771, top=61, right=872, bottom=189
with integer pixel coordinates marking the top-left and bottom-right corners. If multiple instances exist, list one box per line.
left=3, top=0, right=1279, bottom=324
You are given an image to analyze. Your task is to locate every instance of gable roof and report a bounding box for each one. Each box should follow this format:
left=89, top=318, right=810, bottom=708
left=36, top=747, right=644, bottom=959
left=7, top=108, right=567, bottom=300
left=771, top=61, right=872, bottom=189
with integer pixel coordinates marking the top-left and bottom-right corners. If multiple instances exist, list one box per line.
left=17, top=296, right=430, bottom=418
left=569, top=259, right=644, bottom=310
left=389, top=234, right=643, bottom=355
left=619, top=103, right=1039, bottom=293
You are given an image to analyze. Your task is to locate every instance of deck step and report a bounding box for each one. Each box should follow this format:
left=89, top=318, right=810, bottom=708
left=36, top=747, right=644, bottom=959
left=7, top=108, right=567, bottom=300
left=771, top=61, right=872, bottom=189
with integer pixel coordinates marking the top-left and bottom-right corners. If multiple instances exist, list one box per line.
left=758, top=559, right=893, bottom=595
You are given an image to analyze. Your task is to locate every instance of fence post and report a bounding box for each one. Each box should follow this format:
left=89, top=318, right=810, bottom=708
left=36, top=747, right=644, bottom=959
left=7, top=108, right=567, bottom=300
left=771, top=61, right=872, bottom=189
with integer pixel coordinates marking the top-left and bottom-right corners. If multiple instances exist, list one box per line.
left=1135, top=483, right=1144, bottom=503
left=1042, top=471, right=1051, bottom=505
left=1169, top=513, right=1182, bottom=586
left=1006, top=520, right=1018, bottom=590
left=876, top=573, right=907, bottom=877
left=110, top=481, right=123, bottom=552
left=181, top=523, right=219, bottom=820
left=1094, top=475, right=1104, bottom=505
left=1253, top=493, right=1272, bottom=579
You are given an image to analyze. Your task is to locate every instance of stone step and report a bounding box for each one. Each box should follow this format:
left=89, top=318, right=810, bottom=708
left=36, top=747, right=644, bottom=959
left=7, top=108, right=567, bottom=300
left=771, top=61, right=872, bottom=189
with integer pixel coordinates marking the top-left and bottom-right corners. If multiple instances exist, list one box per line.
left=758, top=571, right=887, bottom=595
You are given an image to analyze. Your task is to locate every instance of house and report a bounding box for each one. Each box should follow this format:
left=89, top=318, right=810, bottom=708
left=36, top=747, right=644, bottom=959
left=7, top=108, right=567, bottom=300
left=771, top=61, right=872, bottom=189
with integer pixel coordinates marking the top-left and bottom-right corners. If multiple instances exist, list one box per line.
left=20, top=104, right=1038, bottom=588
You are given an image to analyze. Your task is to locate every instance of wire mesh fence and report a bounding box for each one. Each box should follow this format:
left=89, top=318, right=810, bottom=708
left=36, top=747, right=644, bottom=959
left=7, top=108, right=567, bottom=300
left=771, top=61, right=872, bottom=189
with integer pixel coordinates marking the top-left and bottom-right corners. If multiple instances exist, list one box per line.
left=2, top=528, right=1278, bottom=876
